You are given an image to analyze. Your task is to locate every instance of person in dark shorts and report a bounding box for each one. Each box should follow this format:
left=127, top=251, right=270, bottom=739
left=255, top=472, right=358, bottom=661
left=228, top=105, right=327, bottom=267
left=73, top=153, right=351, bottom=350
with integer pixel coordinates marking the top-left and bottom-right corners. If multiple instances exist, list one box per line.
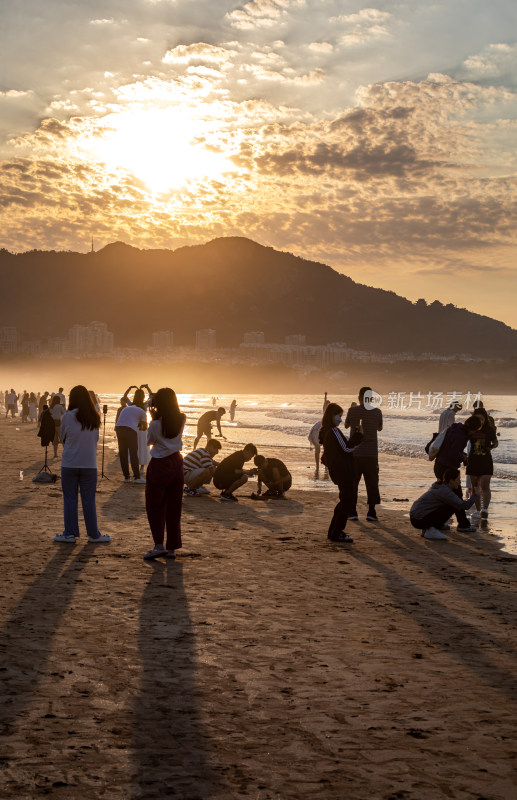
left=466, top=407, right=498, bottom=521
left=345, top=386, right=383, bottom=522
left=194, top=407, right=226, bottom=449
left=253, top=455, right=292, bottom=497
left=213, top=443, right=257, bottom=501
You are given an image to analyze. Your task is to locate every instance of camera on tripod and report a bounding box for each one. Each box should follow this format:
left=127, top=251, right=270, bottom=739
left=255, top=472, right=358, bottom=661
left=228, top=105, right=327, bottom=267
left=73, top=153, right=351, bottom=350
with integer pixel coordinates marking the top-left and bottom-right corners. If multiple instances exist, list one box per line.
left=103, top=404, right=108, bottom=415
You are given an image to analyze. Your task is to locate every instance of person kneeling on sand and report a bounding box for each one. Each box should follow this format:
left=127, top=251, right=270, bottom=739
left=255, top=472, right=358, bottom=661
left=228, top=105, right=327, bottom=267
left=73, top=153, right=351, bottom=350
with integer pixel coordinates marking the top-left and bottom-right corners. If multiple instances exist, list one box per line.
left=183, top=438, right=222, bottom=496
left=410, top=467, right=479, bottom=541
left=213, top=443, right=258, bottom=502
left=252, top=455, right=292, bottom=498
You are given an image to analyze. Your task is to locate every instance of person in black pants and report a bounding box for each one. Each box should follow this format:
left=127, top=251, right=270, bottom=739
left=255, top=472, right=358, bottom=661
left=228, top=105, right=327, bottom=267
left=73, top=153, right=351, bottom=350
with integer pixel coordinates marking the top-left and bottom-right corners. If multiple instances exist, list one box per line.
left=345, top=387, right=383, bottom=522
left=433, top=415, right=482, bottom=532
left=115, top=403, right=147, bottom=482
left=319, top=403, right=362, bottom=543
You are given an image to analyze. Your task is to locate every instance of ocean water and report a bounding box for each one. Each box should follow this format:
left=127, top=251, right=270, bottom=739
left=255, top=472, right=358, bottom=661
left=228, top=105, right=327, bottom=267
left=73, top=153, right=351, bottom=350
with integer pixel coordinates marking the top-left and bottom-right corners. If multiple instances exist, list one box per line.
left=101, top=393, right=517, bottom=555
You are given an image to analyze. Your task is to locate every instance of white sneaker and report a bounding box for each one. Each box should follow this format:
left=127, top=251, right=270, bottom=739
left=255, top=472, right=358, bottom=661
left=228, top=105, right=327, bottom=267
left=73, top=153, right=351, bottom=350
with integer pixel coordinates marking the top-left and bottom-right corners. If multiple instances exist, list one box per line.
left=196, top=486, right=210, bottom=494
left=133, top=477, right=146, bottom=484
left=124, top=477, right=131, bottom=483
left=422, top=527, right=447, bottom=540
left=470, top=510, right=481, bottom=519
left=88, top=534, right=112, bottom=543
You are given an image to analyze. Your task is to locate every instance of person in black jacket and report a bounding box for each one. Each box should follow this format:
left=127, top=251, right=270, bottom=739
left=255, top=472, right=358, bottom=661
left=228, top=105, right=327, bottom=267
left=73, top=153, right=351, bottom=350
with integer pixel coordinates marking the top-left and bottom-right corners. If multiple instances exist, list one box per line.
left=319, top=403, right=362, bottom=543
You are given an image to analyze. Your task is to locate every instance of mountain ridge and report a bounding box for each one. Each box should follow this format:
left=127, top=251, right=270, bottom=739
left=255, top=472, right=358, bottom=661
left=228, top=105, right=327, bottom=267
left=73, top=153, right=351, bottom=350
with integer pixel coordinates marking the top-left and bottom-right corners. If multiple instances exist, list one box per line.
left=0, top=237, right=515, bottom=358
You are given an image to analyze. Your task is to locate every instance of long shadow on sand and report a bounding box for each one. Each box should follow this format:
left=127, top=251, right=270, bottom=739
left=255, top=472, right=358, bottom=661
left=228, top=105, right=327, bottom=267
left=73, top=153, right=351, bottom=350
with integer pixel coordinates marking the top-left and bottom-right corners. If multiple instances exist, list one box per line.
left=348, top=547, right=517, bottom=703
left=131, top=560, right=218, bottom=799
left=0, top=547, right=94, bottom=733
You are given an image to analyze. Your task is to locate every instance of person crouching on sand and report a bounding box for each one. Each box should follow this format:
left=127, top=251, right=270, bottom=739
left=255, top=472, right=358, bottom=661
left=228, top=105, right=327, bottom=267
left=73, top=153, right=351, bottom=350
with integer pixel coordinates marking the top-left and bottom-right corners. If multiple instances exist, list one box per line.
left=54, top=385, right=111, bottom=544
left=319, top=403, right=362, bottom=544
left=143, top=388, right=186, bottom=560
left=410, top=467, right=479, bottom=541
left=213, top=444, right=258, bottom=502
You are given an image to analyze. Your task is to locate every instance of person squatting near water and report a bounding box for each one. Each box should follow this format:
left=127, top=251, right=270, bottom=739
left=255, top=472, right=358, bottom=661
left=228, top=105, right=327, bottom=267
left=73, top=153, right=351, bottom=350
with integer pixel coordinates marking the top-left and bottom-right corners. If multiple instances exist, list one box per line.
left=319, top=402, right=363, bottom=543
left=410, top=468, right=479, bottom=540
left=213, top=444, right=258, bottom=502
left=182, top=439, right=222, bottom=496
left=252, top=455, right=292, bottom=498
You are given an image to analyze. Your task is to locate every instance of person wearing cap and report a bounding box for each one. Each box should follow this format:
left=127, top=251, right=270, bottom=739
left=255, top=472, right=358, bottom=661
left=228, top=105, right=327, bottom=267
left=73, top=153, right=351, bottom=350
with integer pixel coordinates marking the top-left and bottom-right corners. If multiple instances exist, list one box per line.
left=438, top=401, right=462, bottom=433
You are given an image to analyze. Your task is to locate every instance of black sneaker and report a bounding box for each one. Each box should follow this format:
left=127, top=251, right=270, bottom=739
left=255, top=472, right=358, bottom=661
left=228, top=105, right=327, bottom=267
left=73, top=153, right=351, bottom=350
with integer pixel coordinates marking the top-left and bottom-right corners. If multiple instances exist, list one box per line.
left=347, top=514, right=359, bottom=521
left=220, top=491, right=238, bottom=502
left=329, top=532, right=354, bottom=543
left=366, top=513, right=378, bottom=522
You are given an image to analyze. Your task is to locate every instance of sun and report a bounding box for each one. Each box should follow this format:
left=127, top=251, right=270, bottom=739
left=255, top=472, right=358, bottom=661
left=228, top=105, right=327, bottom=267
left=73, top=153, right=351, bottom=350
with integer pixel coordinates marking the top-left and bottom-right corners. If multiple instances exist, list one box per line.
left=83, top=107, right=235, bottom=193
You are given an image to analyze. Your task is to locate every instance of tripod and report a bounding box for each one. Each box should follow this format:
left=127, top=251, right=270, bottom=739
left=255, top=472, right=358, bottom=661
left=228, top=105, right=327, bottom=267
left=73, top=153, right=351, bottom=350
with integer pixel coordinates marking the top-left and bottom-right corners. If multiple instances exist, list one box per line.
left=99, top=405, right=110, bottom=482
left=37, top=445, right=54, bottom=475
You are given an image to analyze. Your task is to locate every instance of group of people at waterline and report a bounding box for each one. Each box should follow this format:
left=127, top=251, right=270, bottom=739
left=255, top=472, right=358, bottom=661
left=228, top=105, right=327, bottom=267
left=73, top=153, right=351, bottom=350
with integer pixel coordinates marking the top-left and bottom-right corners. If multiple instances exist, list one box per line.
left=3, top=384, right=498, bottom=555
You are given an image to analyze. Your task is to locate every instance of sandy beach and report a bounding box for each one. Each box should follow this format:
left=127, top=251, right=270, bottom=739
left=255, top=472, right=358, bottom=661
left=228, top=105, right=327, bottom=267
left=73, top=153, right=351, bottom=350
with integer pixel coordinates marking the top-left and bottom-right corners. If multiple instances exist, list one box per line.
left=1, top=418, right=517, bottom=800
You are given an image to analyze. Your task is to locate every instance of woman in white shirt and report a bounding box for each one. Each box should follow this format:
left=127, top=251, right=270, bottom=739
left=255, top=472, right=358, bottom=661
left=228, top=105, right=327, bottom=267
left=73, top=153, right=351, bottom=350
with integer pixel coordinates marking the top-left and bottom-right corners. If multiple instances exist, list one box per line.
left=54, top=385, right=111, bottom=544
left=144, top=387, right=185, bottom=560
left=49, top=394, right=66, bottom=457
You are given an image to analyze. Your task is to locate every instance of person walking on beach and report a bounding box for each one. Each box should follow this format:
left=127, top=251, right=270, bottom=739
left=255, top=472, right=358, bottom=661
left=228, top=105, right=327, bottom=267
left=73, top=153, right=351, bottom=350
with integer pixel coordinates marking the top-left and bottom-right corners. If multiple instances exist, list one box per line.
left=345, top=387, right=383, bottom=522
left=433, top=415, right=482, bottom=532
left=438, top=401, right=462, bottom=433
left=183, top=438, right=222, bottom=496
left=213, top=444, right=258, bottom=501
left=308, top=420, right=323, bottom=472
left=230, top=399, right=237, bottom=422
left=319, top=403, right=362, bottom=543
left=21, top=392, right=30, bottom=423
left=6, top=389, right=17, bottom=418
left=49, top=394, right=66, bottom=457
left=54, top=385, right=111, bottom=544
left=28, top=392, right=38, bottom=423
left=143, top=387, right=186, bottom=560
left=410, top=468, right=479, bottom=540
left=193, top=407, right=226, bottom=449
left=467, top=407, right=498, bottom=521
left=253, top=455, right=292, bottom=498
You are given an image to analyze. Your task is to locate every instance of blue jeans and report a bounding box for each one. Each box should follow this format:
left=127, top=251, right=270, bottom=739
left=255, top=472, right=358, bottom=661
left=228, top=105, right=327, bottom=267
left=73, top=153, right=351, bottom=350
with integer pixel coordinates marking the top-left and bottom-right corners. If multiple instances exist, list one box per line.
left=61, top=467, right=100, bottom=538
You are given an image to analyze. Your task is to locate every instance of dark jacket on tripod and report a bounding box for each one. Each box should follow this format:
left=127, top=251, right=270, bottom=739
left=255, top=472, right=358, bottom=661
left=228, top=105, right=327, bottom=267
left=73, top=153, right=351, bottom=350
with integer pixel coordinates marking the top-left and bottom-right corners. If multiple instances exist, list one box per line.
left=37, top=408, right=55, bottom=447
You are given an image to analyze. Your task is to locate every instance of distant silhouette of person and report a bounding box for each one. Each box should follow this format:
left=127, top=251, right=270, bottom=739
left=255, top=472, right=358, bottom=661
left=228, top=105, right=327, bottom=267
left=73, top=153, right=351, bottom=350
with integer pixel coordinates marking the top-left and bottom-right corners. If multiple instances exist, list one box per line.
left=38, top=392, right=49, bottom=416
left=323, top=392, right=330, bottom=413
left=21, top=392, right=30, bottom=423
left=213, top=444, right=258, bottom=501
left=194, top=407, right=226, bottom=449
left=308, top=420, right=323, bottom=471
left=49, top=394, right=66, bottom=457
left=6, top=389, right=17, bottom=418
left=28, top=392, right=38, bottom=423
left=230, top=399, right=237, bottom=422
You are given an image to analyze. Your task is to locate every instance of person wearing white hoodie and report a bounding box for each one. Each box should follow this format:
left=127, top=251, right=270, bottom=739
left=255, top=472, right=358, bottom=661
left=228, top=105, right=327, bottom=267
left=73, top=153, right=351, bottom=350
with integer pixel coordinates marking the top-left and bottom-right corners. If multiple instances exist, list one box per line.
left=410, top=468, right=479, bottom=540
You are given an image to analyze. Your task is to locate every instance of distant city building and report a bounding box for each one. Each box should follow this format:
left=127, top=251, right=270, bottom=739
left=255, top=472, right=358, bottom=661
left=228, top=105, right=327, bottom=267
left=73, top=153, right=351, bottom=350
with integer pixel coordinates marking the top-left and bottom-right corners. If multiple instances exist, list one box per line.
left=68, top=321, right=114, bottom=354
left=152, top=330, right=173, bottom=350
left=285, top=334, right=306, bottom=346
left=243, top=331, right=265, bottom=344
left=0, top=326, right=20, bottom=353
left=20, top=339, right=43, bottom=355
left=195, top=328, right=216, bottom=351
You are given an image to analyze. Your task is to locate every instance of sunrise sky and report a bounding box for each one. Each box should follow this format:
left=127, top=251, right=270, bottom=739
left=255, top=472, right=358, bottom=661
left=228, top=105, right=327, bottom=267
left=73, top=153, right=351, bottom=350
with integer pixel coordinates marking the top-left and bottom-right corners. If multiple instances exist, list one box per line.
left=1, top=0, right=516, bottom=326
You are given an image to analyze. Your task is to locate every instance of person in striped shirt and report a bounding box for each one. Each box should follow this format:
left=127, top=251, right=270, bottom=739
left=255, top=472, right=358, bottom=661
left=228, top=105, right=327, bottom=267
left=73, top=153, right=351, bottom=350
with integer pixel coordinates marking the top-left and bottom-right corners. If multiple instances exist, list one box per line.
left=183, top=439, right=222, bottom=496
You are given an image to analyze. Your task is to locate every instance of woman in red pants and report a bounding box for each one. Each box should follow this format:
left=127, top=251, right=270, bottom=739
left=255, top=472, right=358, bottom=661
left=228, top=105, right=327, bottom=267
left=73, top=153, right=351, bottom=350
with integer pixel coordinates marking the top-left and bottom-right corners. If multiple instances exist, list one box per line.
left=143, top=388, right=186, bottom=560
